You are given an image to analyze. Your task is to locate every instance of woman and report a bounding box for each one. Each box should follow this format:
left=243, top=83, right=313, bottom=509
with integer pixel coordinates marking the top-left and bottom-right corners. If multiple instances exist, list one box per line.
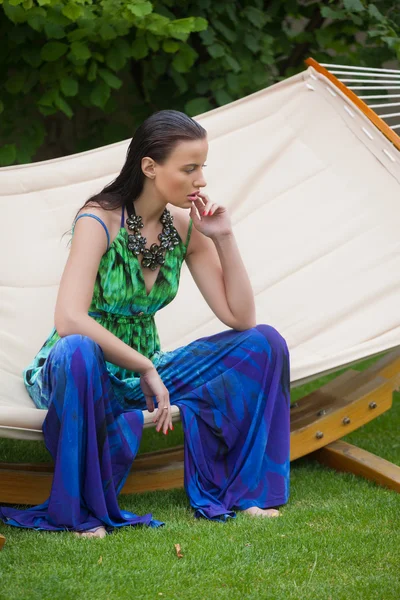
left=0, top=110, right=290, bottom=538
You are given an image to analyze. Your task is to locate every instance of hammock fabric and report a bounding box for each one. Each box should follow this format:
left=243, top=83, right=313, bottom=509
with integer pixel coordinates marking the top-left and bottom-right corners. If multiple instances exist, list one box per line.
left=1, top=65, right=400, bottom=441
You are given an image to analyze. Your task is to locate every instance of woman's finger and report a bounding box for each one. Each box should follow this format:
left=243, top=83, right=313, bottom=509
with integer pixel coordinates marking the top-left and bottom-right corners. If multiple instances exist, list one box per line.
left=157, top=406, right=170, bottom=434
left=190, top=202, right=202, bottom=223
left=192, top=195, right=206, bottom=211
left=196, top=192, right=209, bottom=203
left=145, top=394, right=155, bottom=412
left=153, top=396, right=171, bottom=432
left=163, top=407, right=172, bottom=434
left=152, top=395, right=166, bottom=423
left=203, top=203, right=217, bottom=216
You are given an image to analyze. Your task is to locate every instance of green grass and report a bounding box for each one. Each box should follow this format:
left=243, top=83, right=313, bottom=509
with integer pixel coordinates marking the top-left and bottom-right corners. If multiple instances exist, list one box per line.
left=0, top=355, right=399, bottom=600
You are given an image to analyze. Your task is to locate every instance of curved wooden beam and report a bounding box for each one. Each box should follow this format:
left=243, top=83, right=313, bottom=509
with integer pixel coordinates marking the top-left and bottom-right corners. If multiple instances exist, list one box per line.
left=305, top=57, right=400, bottom=152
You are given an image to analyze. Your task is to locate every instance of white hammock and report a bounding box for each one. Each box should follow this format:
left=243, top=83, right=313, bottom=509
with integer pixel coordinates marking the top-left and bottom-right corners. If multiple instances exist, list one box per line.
left=1, top=62, right=400, bottom=441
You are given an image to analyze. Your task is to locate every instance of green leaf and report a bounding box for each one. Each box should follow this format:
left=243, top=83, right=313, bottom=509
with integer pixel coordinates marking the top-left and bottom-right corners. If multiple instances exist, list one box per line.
left=168, top=17, right=198, bottom=41
left=243, top=7, right=269, bottom=29
left=105, top=45, right=128, bottom=70
left=38, top=88, right=58, bottom=107
left=99, top=22, right=117, bottom=41
left=115, top=38, right=132, bottom=58
left=225, top=4, right=238, bottom=23
left=172, top=44, right=198, bottom=73
left=131, top=37, right=149, bottom=60
left=368, top=4, right=385, bottom=22
left=90, top=79, right=111, bottom=108
left=3, top=4, right=26, bottom=24
left=0, top=144, right=17, bottom=166
left=5, top=73, right=25, bottom=94
left=213, top=20, right=236, bottom=43
left=320, top=7, right=346, bottom=19
left=16, top=146, right=34, bottom=164
left=200, top=28, right=216, bottom=45
left=146, top=14, right=170, bottom=36
left=27, top=14, right=46, bottom=31
left=207, top=43, right=225, bottom=58
left=0, top=100, right=4, bottom=114
left=224, top=54, right=241, bottom=73
left=244, top=33, right=260, bottom=53
left=170, top=17, right=195, bottom=33
left=170, top=69, right=188, bottom=94
left=99, top=68, right=122, bottom=89
left=127, top=2, right=153, bottom=18
left=22, top=70, right=39, bottom=93
left=191, top=17, right=208, bottom=33
left=38, top=105, right=58, bottom=116
left=215, top=89, right=233, bottom=106
left=55, top=95, right=73, bottom=118
left=195, top=81, right=209, bottom=94
left=23, top=0, right=33, bottom=9
left=44, top=22, right=65, bottom=40
left=46, top=8, right=70, bottom=27
left=92, top=52, right=105, bottom=63
left=152, top=54, right=167, bottom=75
left=41, top=42, right=68, bottom=62
left=162, top=39, right=180, bottom=53
left=226, top=72, right=240, bottom=92
left=37, top=0, right=52, bottom=5
left=87, top=61, right=97, bottom=81
left=146, top=32, right=159, bottom=51
left=60, top=77, right=78, bottom=96
left=343, top=0, right=365, bottom=12
left=62, top=3, right=83, bottom=21
left=67, top=27, right=92, bottom=42
left=185, top=97, right=212, bottom=116
left=70, top=41, right=91, bottom=61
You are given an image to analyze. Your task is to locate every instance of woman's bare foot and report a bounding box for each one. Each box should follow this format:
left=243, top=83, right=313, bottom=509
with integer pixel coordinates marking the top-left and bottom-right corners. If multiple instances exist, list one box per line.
left=243, top=506, right=281, bottom=518
left=74, top=526, right=107, bottom=539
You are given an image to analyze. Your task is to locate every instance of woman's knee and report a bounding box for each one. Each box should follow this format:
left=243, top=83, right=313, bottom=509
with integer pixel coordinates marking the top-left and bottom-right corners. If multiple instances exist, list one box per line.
left=253, top=324, right=289, bottom=356
left=50, top=334, right=102, bottom=363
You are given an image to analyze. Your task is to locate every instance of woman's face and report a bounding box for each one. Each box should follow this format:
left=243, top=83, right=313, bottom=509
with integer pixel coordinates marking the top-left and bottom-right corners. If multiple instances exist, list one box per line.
left=151, top=137, right=208, bottom=208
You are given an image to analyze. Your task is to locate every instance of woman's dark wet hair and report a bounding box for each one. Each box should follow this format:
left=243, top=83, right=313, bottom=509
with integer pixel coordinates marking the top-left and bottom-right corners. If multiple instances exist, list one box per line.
left=74, top=109, right=207, bottom=219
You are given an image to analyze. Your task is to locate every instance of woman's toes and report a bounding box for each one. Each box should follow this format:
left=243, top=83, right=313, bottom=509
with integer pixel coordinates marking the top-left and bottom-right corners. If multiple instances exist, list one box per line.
left=74, top=526, right=107, bottom=538
left=243, top=506, right=281, bottom=518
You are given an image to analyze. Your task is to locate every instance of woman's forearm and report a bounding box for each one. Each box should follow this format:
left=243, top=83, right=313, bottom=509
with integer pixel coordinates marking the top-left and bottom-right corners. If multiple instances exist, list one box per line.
left=56, top=314, right=154, bottom=374
left=213, top=231, right=256, bottom=328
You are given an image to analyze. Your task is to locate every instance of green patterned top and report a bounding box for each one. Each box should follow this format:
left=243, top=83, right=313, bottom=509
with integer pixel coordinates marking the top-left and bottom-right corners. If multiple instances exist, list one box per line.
left=23, top=211, right=193, bottom=388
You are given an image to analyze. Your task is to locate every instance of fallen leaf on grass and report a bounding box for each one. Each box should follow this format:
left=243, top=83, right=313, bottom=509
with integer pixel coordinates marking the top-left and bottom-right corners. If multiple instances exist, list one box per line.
left=98, top=555, right=103, bottom=565
left=174, top=543, right=183, bottom=558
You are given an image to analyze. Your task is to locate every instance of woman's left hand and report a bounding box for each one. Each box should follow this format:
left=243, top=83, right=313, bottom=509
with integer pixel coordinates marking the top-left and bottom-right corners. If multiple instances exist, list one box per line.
left=190, top=193, right=232, bottom=239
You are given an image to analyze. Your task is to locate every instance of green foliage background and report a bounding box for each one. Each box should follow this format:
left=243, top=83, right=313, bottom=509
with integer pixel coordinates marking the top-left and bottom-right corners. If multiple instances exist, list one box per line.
left=0, top=0, right=399, bottom=165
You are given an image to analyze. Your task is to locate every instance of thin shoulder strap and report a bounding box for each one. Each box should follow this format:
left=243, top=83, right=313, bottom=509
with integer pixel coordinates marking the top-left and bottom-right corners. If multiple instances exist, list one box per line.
left=73, top=213, right=110, bottom=251
left=184, top=218, right=193, bottom=250
left=120, top=205, right=125, bottom=228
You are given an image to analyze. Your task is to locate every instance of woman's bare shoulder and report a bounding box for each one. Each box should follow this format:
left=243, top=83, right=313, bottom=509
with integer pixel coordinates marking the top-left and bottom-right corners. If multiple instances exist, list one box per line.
left=75, top=202, right=114, bottom=227
left=75, top=200, right=123, bottom=241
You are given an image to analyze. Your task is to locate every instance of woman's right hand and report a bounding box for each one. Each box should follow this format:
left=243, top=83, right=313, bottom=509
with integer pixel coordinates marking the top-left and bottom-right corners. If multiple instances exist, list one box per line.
left=140, top=367, right=173, bottom=434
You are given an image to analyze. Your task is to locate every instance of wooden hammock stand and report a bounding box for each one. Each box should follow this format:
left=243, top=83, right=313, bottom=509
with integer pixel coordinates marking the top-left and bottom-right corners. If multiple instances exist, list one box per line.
left=1, top=60, right=400, bottom=552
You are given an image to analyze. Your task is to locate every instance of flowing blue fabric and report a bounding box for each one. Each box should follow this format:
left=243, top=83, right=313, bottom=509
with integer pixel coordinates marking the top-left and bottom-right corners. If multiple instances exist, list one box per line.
left=0, top=325, right=290, bottom=531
